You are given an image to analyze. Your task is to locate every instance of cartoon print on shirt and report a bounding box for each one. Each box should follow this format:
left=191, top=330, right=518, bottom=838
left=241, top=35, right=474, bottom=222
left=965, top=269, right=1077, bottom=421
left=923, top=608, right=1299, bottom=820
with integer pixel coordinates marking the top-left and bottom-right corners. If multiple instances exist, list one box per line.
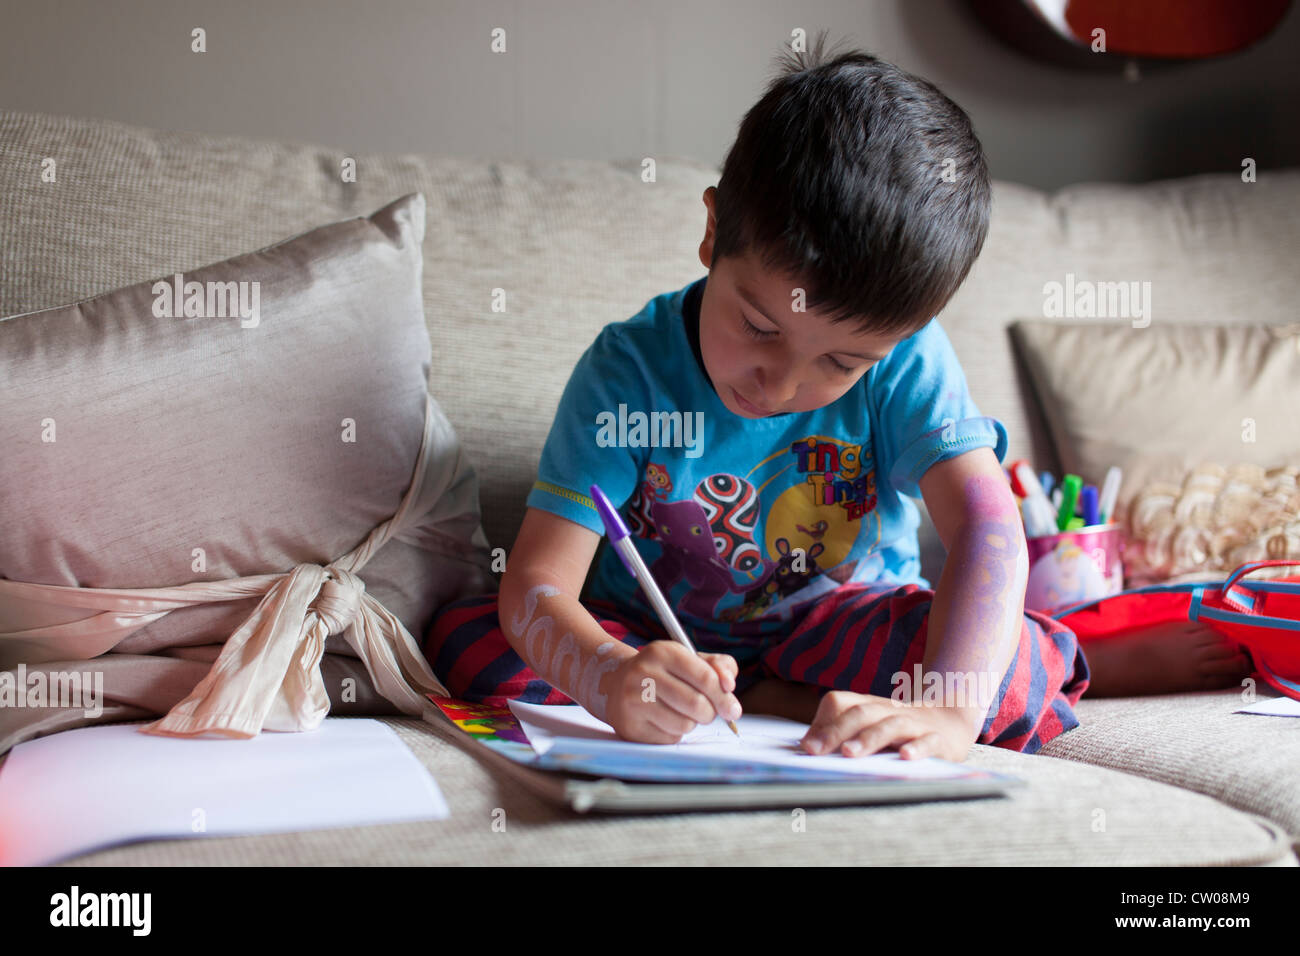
left=795, top=520, right=829, bottom=541
left=626, top=461, right=673, bottom=539
left=693, top=474, right=765, bottom=574
left=648, top=478, right=767, bottom=619
left=633, top=436, right=884, bottom=622
left=759, top=436, right=880, bottom=573
left=789, top=436, right=877, bottom=521
left=743, top=538, right=826, bottom=607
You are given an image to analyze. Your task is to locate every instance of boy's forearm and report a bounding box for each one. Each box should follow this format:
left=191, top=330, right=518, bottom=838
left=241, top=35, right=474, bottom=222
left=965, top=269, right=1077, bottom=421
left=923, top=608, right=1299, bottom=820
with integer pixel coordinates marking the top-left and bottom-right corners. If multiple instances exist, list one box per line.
left=920, top=494, right=1029, bottom=736
left=498, top=569, right=638, bottom=721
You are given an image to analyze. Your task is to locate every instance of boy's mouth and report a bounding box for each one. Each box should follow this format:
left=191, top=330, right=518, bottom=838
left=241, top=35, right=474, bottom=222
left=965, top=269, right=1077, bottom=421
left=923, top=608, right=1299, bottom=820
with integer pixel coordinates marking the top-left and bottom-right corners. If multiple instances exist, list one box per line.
left=731, top=386, right=773, bottom=417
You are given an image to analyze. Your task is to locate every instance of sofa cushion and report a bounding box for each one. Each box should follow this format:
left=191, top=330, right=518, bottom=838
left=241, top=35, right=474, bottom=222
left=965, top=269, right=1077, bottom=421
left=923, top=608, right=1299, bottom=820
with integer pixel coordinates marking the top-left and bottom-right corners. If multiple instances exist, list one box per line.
left=1009, top=318, right=1300, bottom=515
left=1040, top=689, right=1300, bottom=853
left=32, top=716, right=1295, bottom=866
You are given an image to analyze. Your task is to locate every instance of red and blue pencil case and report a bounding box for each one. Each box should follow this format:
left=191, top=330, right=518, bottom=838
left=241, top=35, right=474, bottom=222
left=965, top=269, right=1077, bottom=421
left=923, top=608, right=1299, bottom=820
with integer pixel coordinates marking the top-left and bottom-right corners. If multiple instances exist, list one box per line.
left=1049, top=559, right=1300, bottom=702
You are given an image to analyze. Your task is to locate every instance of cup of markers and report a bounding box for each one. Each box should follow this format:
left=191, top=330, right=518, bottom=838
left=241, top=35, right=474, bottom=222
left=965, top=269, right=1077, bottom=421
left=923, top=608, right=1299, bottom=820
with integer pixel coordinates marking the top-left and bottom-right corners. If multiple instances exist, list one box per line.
left=1005, top=461, right=1125, bottom=614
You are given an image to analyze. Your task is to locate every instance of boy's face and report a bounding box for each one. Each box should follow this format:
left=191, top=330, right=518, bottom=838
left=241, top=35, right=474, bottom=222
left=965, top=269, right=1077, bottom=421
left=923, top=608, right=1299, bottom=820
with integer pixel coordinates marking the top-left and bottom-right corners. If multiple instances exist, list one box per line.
left=697, top=187, right=911, bottom=418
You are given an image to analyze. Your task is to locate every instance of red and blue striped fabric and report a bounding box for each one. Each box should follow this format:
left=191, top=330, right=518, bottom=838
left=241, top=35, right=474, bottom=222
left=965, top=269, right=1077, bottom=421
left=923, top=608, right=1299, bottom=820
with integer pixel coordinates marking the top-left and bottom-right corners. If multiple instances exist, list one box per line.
left=423, top=584, right=1091, bottom=754
left=753, top=584, right=1090, bottom=753
left=423, top=595, right=657, bottom=707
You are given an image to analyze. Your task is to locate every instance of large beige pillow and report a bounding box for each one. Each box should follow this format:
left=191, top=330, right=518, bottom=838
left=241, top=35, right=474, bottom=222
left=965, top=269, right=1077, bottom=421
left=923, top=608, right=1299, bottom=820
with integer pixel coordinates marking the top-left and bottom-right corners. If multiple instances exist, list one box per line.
left=1010, top=319, right=1300, bottom=502
left=1010, top=319, right=1300, bottom=582
left=0, top=193, right=495, bottom=748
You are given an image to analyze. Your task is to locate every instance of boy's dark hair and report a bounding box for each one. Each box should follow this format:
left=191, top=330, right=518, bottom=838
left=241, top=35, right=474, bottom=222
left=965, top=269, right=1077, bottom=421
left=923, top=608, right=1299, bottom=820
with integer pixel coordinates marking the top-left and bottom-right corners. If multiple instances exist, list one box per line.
left=710, top=31, right=992, bottom=338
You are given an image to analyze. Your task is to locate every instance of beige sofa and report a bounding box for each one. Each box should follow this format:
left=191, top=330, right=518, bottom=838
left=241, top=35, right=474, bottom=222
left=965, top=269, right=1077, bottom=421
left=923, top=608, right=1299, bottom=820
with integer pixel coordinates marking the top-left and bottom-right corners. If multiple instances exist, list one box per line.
left=1, top=108, right=1297, bottom=866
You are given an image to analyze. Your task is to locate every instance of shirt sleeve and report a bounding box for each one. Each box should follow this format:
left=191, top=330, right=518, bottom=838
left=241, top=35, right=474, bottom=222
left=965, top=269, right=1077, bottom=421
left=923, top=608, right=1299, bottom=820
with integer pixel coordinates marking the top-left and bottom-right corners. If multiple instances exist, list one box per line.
left=524, top=326, right=647, bottom=533
left=869, top=318, right=1009, bottom=501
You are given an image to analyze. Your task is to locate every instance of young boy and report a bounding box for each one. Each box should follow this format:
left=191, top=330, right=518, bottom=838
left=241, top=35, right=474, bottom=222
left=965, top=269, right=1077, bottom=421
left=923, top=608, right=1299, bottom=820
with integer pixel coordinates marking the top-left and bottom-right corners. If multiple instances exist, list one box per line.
left=425, top=37, right=1253, bottom=762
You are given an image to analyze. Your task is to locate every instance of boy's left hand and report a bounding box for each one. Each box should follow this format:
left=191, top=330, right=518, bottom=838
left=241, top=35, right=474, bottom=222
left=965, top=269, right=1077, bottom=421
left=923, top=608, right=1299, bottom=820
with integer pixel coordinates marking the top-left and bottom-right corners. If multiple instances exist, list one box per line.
left=800, top=691, right=978, bottom=763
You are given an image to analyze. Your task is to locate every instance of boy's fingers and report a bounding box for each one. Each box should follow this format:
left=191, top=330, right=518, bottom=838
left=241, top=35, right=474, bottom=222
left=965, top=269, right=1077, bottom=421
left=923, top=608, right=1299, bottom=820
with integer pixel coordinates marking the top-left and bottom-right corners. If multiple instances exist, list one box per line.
left=701, top=653, right=738, bottom=693
left=628, top=709, right=691, bottom=744
left=895, top=733, right=940, bottom=759
left=803, top=700, right=893, bottom=754
left=642, top=703, right=698, bottom=741
left=637, top=707, right=707, bottom=743
left=859, top=713, right=934, bottom=756
left=627, top=670, right=701, bottom=732
left=840, top=716, right=927, bottom=757
left=806, top=692, right=850, bottom=733
left=646, top=670, right=726, bottom=727
left=664, top=649, right=741, bottom=721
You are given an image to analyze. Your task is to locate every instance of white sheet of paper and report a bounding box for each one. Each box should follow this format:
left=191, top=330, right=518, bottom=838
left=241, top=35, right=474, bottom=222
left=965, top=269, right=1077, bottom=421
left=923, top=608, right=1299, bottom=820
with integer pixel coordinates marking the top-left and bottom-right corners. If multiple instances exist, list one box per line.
left=0, top=718, right=449, bottom=866
left=1235, top=695, right=1300, bottom=717
left=508, top=700, right=978, bottom=779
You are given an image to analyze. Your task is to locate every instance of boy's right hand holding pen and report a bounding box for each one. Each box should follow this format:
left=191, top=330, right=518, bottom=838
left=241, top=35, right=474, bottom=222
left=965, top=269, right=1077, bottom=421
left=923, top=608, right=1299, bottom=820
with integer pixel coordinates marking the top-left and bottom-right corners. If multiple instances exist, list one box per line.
left=604, top=641, right=742, bottom=744
left=499, top=498, right=741, bottom=745
left=591, top=483, right=743, bottom=738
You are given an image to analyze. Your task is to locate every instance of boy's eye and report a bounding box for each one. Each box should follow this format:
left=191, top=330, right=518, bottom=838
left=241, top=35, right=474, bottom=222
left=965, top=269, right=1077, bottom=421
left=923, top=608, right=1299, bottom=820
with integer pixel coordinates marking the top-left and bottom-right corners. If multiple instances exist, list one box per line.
left=742, top=313, right=859, bottom=376
left=740, top=315, right=777, bottom=340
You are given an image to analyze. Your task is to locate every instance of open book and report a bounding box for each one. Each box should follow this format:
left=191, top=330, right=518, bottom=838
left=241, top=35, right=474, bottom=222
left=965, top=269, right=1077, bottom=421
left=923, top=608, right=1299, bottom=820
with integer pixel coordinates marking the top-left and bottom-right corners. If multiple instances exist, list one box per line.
left=422, top=696, right=1023, bottom=813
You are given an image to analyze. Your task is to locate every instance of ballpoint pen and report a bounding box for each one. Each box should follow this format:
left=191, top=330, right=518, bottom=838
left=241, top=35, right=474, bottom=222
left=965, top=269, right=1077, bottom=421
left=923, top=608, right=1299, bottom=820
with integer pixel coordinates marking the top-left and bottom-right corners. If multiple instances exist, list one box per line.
left=590, top=483, right=740, bottom=736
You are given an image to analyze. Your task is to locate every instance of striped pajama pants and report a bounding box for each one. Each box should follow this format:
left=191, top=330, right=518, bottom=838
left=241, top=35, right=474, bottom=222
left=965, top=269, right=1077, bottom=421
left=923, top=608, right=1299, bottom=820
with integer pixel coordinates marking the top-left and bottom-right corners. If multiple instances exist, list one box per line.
left=423, top=583, right=1091, bottom=754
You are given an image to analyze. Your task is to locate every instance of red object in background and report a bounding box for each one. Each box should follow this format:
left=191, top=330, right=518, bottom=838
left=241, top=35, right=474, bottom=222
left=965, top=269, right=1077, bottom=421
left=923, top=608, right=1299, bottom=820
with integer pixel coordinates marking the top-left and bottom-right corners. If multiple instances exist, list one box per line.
left=1062, top=0, right=1292, bottom=59
left=1005, top=459, right=1034, bottom=497
left=969, top=0, right=1293, bottom=66
left=1052, top=560, right=1300, bottom=701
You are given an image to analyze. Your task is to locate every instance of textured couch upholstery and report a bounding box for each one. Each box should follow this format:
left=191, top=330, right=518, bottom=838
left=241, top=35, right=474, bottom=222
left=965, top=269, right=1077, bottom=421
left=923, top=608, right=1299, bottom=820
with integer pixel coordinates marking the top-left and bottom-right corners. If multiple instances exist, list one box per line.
left=1, top=108, right=1297, bottom=866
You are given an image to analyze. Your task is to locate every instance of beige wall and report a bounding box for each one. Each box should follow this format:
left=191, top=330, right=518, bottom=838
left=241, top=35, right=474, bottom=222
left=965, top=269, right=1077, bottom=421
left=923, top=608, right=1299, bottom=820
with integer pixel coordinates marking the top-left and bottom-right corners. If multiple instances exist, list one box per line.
left=2, top=0, right=1297, bottom=189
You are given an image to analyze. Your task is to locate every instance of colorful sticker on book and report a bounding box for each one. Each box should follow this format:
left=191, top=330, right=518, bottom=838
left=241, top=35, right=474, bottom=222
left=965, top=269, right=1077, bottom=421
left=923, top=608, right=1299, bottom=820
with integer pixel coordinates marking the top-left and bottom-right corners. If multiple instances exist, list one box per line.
left=428, top=696, right=531, bottom=745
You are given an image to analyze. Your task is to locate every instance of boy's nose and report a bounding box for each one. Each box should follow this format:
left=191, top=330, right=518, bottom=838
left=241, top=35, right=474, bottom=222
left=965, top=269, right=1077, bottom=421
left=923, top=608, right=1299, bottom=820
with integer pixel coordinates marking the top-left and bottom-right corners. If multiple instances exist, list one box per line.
left=755, top=365, right=798, bottom=406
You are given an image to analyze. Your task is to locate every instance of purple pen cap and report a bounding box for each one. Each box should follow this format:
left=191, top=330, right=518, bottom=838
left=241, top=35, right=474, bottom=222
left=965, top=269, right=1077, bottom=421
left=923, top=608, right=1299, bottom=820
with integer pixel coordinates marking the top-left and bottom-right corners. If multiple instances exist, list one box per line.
left=590, top=484, right=637, bottom=577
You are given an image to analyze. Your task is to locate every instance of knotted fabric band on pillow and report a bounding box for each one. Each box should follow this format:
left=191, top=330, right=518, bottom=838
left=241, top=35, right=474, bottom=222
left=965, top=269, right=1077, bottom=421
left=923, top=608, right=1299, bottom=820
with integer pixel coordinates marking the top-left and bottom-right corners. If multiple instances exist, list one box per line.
left=0, top=192, right=496, bottom=742
left=0, top=391, right=467, bottom=738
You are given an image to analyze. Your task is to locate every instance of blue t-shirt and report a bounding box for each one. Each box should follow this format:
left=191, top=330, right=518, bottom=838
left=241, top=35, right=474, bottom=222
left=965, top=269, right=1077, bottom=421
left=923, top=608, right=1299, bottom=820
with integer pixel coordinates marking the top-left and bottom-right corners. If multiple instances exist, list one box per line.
left=526, top=276, right=1007, bottom=637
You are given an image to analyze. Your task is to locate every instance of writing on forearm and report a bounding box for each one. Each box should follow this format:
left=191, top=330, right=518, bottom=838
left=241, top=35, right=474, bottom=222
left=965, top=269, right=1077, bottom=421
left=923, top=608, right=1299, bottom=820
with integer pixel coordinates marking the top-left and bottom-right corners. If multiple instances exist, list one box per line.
left=506, top=583, right=624, bottom=720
